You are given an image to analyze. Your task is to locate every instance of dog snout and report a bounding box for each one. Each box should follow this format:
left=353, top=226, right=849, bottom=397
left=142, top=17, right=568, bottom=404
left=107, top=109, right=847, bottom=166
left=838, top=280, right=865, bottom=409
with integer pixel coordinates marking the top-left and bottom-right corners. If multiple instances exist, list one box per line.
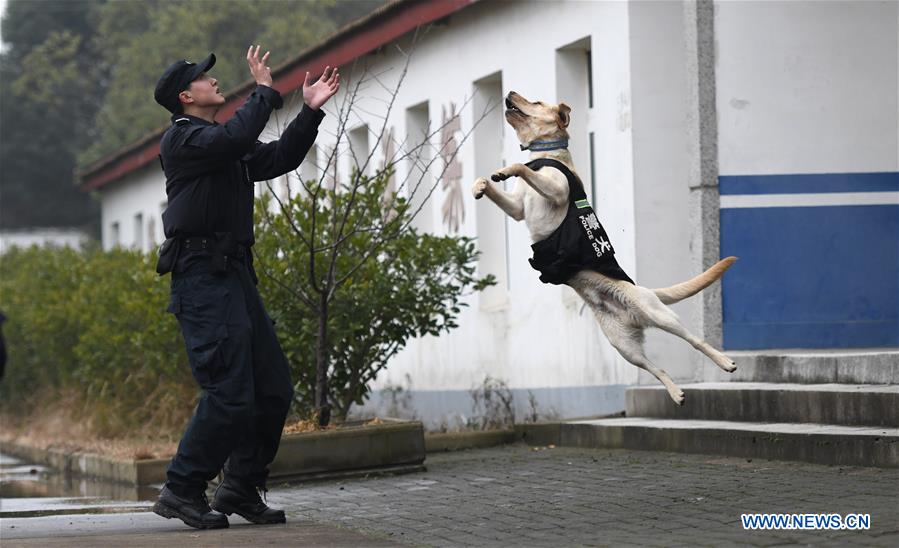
left=505, top=91, right=523, bottom=112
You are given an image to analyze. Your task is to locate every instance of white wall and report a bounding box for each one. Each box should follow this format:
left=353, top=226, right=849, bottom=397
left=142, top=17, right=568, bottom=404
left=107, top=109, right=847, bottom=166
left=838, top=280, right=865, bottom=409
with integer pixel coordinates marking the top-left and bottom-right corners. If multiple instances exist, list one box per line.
left=101, top=164, right=167, bottom=252
left=627, top=0, right=697, bottom=382
left=716, top=0, right=898, bottom=175
left=311, top=0, right=647, bottom=425
left=472, top=71, right=508, bottom=309
left=0, top=228, right=90, bottom=254
left=97, top=0, right=740, bottom=427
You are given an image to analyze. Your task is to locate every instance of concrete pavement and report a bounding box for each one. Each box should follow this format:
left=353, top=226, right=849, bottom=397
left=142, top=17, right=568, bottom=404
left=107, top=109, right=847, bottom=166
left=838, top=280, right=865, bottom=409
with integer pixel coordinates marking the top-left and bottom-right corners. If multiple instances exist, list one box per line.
left=1, top=515, right=402, bottom=546
left=3, top=444, right=898, bottom=546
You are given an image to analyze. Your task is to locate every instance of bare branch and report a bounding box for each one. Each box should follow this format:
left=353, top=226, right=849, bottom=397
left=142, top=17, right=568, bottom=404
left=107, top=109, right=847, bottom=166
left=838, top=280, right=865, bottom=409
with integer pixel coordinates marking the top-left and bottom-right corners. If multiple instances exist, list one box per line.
left=252, top=246, right=318, bottom=312
left=398, top=92, right=481, bottom=230
left=264, top=179, right=312, bottom=250
left=319, top=41, right=417, bottom=301
left=259, top=23, right=484, bottom=315
left=332, top=93, right=491, bottom=289
left=253, top=189, right=317, bottom=311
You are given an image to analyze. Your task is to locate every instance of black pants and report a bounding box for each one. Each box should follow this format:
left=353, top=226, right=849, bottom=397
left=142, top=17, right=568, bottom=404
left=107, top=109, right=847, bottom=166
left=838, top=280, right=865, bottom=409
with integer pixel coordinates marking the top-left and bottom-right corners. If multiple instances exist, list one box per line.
left=165, top=259, right=293, bottom=496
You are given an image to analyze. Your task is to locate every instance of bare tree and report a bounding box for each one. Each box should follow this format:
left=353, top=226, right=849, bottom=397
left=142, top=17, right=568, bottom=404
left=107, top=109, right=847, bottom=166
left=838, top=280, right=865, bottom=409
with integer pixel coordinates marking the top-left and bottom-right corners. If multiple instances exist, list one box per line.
left=255, top=35, right=498, bottom=426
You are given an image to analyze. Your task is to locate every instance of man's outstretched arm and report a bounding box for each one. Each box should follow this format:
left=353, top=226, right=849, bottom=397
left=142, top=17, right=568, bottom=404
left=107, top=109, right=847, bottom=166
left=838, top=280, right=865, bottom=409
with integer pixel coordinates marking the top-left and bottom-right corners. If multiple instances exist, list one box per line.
left=246, top=67, right=340, bottom=182
left=178, top=47, right=283, bottom=162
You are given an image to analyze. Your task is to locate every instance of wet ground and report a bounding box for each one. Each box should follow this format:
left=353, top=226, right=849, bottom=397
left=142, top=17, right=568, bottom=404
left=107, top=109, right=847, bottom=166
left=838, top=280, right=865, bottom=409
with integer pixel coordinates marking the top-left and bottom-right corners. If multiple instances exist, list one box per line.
left=2, top=446, right=898, bottom=546
left=0, top=453, right=155, bottom=518
left=0, top=450, right=403, bottom=546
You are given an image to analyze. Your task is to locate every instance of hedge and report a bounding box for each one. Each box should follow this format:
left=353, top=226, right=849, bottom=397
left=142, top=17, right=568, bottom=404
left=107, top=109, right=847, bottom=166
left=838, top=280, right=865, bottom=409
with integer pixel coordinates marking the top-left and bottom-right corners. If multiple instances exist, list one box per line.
left=0, top=245, right=194, bottom=437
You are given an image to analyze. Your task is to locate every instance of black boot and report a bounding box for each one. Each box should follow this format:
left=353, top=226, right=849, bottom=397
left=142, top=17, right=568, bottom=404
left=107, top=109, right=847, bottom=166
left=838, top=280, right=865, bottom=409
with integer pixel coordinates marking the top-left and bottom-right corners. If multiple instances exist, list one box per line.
left=211, top=477, right=286, bottom=524
left=152, top=485, right=229, bottom=529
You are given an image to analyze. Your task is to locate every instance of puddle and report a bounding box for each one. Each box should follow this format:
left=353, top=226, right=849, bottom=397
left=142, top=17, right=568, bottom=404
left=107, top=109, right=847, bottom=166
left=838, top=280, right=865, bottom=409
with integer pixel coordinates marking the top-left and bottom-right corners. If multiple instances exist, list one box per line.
left=0, top=452, right=157, bottom=517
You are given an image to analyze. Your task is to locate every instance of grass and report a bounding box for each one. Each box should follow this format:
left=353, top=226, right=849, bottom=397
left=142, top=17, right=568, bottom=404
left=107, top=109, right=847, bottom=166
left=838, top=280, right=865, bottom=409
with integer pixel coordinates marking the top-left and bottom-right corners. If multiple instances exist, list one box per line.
left=1, top=409, right=179, bottom=460
left=1, top=397, right=389, bottom=461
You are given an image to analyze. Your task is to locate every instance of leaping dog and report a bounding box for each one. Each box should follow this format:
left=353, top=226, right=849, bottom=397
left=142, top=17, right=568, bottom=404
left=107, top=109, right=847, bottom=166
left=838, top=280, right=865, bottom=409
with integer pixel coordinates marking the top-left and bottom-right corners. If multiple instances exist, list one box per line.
left=472, top=91, right=737, bottom=405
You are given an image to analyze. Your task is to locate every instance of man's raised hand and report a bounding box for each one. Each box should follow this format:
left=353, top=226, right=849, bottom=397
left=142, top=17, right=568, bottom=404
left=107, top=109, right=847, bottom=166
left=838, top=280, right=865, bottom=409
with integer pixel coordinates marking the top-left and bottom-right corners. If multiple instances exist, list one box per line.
left=303, top=66, right=339, bottom=111
left=247, top=45, right=273, bottom=88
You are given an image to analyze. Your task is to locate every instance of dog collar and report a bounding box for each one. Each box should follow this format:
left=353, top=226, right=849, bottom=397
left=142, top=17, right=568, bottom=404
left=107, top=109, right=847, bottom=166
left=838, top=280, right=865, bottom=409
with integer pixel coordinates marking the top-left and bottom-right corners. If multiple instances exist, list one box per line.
left=520, top=139, right=568, bottom=152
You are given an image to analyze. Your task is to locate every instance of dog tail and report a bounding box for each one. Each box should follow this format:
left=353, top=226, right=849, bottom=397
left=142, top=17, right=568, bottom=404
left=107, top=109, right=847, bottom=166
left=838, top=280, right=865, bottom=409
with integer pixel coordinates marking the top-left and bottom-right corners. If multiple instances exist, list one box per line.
left=653, top=257, right=738, bottom=305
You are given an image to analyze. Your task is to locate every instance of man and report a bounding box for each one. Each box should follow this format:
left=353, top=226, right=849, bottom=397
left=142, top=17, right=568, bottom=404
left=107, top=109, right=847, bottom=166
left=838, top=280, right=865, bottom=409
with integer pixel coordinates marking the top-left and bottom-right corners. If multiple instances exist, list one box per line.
left=151, top=46, right=338, bottom=530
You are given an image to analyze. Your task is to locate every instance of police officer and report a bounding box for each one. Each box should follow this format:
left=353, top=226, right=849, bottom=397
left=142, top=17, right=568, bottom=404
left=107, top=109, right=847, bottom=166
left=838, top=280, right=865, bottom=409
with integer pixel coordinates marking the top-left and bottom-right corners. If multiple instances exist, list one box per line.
left=151, top=46, right=338, bottom=530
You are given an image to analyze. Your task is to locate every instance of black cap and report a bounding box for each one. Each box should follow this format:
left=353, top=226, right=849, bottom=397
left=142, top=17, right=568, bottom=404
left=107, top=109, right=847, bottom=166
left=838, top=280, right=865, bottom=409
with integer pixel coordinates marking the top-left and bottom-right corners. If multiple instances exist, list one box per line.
left=154, top=53, right=216, bottom=113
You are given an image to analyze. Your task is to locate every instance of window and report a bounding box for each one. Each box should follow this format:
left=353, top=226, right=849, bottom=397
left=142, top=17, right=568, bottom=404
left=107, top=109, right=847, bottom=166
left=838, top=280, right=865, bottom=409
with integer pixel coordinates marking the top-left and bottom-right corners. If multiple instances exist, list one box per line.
left=405, top=101, right=432, bottom=232
left=556, top=37, right=593, bottom=198
left=147, top=216, right=156, bottom=249
left=110, top=222, right=120, bottom=248
left=557, top=37, right=594, bottom=306
left=349, top=125, right=370, bottom=176
left=586, top=50, right=594, bottom=109
left=133, top=213, right=144, bottom=251
left=473, top=71, right=509, bottom=308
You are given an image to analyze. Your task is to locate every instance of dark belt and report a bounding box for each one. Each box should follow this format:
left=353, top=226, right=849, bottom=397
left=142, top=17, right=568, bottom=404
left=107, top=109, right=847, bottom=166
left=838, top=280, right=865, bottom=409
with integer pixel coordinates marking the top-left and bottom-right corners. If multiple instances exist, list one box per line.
left=182, top=236, right=212, bottom=252
left=182, top=236, right=249, bottom=261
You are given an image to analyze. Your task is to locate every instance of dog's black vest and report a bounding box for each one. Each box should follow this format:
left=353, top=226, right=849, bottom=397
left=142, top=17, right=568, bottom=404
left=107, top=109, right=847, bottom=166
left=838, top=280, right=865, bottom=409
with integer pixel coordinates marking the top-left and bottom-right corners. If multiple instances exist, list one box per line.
left=527, top=158, right=634, bottom=286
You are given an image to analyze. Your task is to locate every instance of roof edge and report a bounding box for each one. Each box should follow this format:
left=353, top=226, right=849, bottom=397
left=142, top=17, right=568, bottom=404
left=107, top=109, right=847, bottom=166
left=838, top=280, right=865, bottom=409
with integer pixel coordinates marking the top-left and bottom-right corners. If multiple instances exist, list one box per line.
left=79, top=0, right=477, bottom=192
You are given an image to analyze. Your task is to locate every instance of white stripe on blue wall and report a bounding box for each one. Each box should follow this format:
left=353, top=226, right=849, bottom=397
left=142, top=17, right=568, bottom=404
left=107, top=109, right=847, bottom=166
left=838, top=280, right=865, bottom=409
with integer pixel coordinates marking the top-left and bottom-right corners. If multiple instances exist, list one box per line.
left=721, top=191, right=899, bottom=208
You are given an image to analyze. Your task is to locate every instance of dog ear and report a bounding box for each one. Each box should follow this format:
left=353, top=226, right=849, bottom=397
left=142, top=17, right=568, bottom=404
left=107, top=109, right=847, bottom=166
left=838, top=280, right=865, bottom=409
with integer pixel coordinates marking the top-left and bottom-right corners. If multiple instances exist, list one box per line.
left=557, top=103, right=571, bottom=128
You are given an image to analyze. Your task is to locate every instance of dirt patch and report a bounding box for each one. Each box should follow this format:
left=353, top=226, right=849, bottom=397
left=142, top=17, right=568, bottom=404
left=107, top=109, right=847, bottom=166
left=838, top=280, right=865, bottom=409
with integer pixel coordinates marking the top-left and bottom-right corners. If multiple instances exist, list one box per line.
left=1, top=408, right=388, bottom=461
left=1, top=410, right=179, bottom=460
left=281, top=417, right=384, bottom=434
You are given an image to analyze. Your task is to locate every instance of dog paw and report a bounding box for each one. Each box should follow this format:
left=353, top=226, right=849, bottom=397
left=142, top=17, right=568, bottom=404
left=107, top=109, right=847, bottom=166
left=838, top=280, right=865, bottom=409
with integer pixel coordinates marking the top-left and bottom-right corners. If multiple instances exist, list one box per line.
left=710, top=351, right=737, bottom=373
left=669, top=388, right=685, bottom=406
left=717, top=355, right=737, bottom=373
left=491, top=170, right=511, bottom=183
left=492, top=163, right=526, bottom=182
left=472, top=177, right=488, bottom=199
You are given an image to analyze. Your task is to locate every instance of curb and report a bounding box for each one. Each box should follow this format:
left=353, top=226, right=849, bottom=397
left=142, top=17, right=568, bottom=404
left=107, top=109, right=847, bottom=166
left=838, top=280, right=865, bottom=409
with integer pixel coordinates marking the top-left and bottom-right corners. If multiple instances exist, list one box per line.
left=1, top=419, right=427, bottom=486
left=270, top=420, right=425, bottom=480
left=0, top=441, right=168, bottom=485
left=2, top=423, right=567, bottom=486
left=561, top=419, right=899, bottom=468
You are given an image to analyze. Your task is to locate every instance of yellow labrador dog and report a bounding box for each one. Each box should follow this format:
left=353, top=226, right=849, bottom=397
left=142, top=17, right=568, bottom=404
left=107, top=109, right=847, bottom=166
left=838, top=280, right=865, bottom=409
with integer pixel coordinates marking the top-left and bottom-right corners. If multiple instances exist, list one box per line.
left=472, top=91, right=737, bottom=405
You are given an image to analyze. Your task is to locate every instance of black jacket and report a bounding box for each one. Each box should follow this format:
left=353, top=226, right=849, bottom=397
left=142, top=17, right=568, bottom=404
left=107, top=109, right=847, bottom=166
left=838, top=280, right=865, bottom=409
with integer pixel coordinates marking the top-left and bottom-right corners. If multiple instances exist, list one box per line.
left=160, top=85, right=324, bottom=247
left=527, top=158, right=634, bottom=286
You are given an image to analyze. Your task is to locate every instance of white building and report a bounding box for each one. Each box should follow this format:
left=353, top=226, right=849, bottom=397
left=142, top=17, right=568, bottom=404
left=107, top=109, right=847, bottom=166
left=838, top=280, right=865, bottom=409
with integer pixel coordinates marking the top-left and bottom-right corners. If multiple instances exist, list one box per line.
left=0, top=228, right=91, bottom=255
left=79, top=0, right=898, bottom=428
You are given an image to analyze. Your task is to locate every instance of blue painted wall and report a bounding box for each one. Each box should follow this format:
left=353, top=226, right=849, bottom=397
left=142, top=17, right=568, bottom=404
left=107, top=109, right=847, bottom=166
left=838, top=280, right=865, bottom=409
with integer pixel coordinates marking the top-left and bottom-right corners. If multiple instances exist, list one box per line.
left=719, top=173, right=899, bottom=349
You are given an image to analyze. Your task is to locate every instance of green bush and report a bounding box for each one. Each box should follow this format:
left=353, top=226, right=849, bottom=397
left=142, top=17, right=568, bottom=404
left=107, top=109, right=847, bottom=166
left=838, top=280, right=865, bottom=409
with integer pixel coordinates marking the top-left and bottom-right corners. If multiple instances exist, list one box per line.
left=0, top=245, right=84, bottom=396
left=254, top=169, right=494, bottom=422
left=0, top=169, right=494, bottom=434
left=0, top=245, right=194, bottom=437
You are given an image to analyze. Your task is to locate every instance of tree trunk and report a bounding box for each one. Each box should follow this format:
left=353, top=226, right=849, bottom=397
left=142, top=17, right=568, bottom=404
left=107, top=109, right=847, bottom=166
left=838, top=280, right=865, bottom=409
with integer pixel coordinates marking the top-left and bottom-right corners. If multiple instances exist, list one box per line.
left=315, top=294, right=331, bottom=427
